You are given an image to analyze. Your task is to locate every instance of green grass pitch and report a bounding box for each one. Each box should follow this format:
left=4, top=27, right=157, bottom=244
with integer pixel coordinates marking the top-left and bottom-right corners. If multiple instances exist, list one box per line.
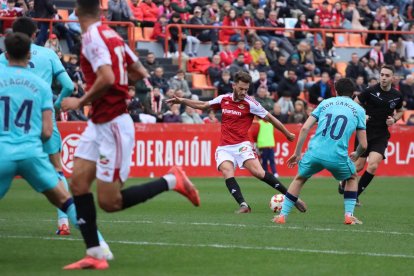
left=0, top=177, right=413, bottom=275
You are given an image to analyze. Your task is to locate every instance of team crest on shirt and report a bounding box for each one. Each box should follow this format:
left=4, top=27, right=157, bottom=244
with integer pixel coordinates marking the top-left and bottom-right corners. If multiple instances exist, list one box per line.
left=239, top=146, right=248, bottom=153
left=390, top=101, right=396, bottom=109
left=238, top=104, right=245, bottom=109
left=225, top=101, right=229, bottom=104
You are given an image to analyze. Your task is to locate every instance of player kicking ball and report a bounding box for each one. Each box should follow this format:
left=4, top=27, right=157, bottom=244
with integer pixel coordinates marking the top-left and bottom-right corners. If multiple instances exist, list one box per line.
left=273, top=78, right=368, bottom=225
left=61, top=0, right=200, bottom=270
left=0, top=32, right=112, bottom=260
left=167, top=71, right=307, bottom=214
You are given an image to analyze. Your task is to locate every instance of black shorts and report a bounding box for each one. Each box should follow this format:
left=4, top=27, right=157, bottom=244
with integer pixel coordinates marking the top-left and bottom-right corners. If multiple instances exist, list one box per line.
left=355, top=135, right=389, bottom=159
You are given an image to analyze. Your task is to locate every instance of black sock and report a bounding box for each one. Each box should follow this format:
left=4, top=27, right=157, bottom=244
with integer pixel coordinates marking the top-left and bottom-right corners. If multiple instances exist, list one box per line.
left=225, top=177, right=246, bottom=205
left=285, top=192, right=298, bottom=203
left=73, top=193, right=99, bottom=249
left=121, top=178, right=169, bottom=210
left=358, top=171, right=375, bottom=197
left=261, top=171, right=288, bottom=194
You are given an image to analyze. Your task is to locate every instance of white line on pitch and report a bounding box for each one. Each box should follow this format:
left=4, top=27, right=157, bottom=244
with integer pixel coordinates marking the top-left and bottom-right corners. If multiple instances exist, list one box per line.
left=1, top=234, right=413, bottom=259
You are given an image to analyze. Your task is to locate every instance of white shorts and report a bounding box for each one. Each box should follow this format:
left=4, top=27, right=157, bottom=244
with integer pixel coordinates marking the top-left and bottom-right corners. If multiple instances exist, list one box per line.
left=74, top=114, right=135, bottom=183
left=215, top=141, right=257, bottom=170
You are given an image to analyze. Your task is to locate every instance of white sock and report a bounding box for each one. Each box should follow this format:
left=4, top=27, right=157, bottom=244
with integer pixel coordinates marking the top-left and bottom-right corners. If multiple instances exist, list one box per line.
left=163, top=174, right=177, bottom=190
left=58, top=218, right=69, bottom=227
left=86, top=246, right=105, bottom=259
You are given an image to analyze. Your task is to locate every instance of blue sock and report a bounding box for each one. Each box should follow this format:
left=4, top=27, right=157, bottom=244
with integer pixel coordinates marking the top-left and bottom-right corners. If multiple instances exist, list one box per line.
left=344, top=191, right=357, bottom=216
left=57, top=172, right=69, bottom=221
left=61, top=198, right=105, bottom=242
left=280, top=192, right=297, bottom=217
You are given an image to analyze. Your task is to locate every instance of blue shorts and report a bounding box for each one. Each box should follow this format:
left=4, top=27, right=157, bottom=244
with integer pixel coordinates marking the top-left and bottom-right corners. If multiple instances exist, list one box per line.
left=43, top=123, right=62, bottom=155
left=0, top=155, right=59, bottom=199
left=298, top=152, right=356, bottom=181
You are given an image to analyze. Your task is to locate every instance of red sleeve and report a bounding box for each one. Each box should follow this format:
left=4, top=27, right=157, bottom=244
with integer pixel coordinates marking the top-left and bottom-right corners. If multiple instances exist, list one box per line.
left=221, top=17, right=236, bottom=36
left=151, top=23, right=164, bottom=39
left=244, top=52, right=253, bottom=65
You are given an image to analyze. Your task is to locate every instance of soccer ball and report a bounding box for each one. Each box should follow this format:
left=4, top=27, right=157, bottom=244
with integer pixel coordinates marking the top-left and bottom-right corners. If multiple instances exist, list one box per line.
left=269, top=194, right=285, bottom=213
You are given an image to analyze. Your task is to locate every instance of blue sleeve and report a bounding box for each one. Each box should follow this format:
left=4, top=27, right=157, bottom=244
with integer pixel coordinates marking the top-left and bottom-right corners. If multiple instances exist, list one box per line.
left=357, top=107, right=366, bottom=130
left=41, top=82, right=54, bottom=111
left=54, top=72, right=74, bottom=109
left=311, top=102, right=323, bottom=121
left=0, top=53, right=8, bottom=66
left=50, top=51, right=67, bottom=79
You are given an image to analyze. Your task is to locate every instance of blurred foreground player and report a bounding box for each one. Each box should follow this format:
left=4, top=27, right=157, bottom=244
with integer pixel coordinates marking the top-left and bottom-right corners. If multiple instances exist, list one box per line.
left=167, top=71, right=307, bottom=214
left=273, top=78, right=367, bottom=225
left=62, top=0, right=200, bottom=270
left=0, top=32, right=111, bottom=258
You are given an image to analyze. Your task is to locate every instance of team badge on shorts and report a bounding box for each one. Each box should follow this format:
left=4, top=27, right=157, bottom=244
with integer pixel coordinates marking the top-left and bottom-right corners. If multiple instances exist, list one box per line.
left=239, top=146, right=248, bottom=153
left=99, top=155, right=110, bottom=165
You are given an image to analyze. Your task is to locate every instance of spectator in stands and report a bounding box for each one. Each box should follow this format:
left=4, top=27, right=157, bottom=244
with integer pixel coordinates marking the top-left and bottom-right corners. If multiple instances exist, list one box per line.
left=238, top=10, right=261, bottom=45
left=0, top=0, right=26, bottom=33
left=271, top=102, right=288, bottom=124
left=219, top=1, right=232, bottom=21
left=203, top=109, right=219, bottom=124
left=219, top=42, right=234, bottom=67
left=365, top=58, right=380, bottom=80
left=357, top=0, right=374, bottom=27
left=52, top=10, right=77, bottom=54
left=267, top=10, right=295, bottom=54
left=294, top=13, right=311, bottom=42
left=288, top=100, right=308, bottom=124
left=129, top=0, right=143, bottom=22
left=402, top=23, right=414, bottom=62
left=264, top=39, right=280, bottom=66
left=254, top=8, right=271, bottom=46
left=331, top=1, right=345, bottom=28
left=169, top=69, right=192, bottom=98
left=233, top=40, right=253, bottom=65
left=323, top=58, right=338, bottom=78
left=204, top=1, right=221, bottom=25
left=256, top=55, right=273, bottom=78
left=264, top=0, right=291, bottom=18
left=150, top=67, right=170, bottom=93
left=144, top=87, right=165, bottom=122
left=255, top=86, right=275, bottom=112
left=248, top=63, right=260, bottom=85
left=277, top=70, right=301, bottom=101
left=308, top=72, right=333, bottom=106
left=365, top=20, right=385, bottom=46
left=136, top=0, right=159, bottom=27
left=217, top=70, right=233, bottom=95
left=374, top=6, right=390, bottom=27
left=189, top=6, right=219, bottom=54
left=128, top=86, right=153, bottom=123
left=346, top=53, right=368, bottom=82
left=25, top=0, right=35, bottom=17
left=44, top=33, right=61, bottom=54
left=152, top=14, right=177, bottom=57
left=229, top=54, right=249, bottom=78
left=208, top=54, right=223, bottom=85
left=386, top=18, right=402, bottom=43
left=171, top=0, right=191, bottom=22
left=219, top=9, right=241, bottom=43
left=368, top=0, right=383, bottom=13
left=400, top=75, right=414, bottom=110
left=277, top=91, right=294, bottom=118
left=367, top=76, right=378, bottom=88
left=68, top=11, right=81, bottom=35
left=108, top=0, right=135, bottom=22
left=143, top=52, right=159, bottom=75
left=181, top=106, right=204, bottom=124
left=254, top=70, right=277, bottom=95
left=394, top=58, right=411, bottom=78
left=271, top=55, right=288, bottom=83
left=313, top=41, right=330, bottom=69
left=287, top=54, right=306, bottom=81
left=158, top=0, right=173, bottom=19
left=355, top=75, right=367, bottom=96
left=389, top=6, right=405, bottom=25
left=163, top=104, right=182, bottom=123
left=169, top=12, right=200, bottom=57
left=384, top=43, right=401, bottom=65
left=233, top=0, right=245, bottom=16
left=344, top=1, right=367, bottom=31
left=316, top=1, right=333, bottom=28
left=392, top=74, right=402, bottom=91
left=250, top=40, right=269, bottom=66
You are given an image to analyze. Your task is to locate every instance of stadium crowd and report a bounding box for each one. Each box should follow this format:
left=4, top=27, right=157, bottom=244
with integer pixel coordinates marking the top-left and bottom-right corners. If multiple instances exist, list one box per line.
left=1, top=0, right=414, bottom=125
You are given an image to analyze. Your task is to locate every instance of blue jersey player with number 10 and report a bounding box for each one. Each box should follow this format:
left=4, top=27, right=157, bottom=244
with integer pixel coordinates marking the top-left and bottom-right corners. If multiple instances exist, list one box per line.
left=0, top=17, right=74, bottom=235
left=273, top=78, right=368, bottom=225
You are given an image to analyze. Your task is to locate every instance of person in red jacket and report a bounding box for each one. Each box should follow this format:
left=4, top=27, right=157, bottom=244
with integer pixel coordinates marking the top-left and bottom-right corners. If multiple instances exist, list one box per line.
left=129, top=0, right=143, bottom=22
left=219, top=9, right=241, bottom=43
left=137, top=0, right=158, bottom=27
left=151, top=14, right=177, bottom=57
left=219, top=42, right=235, bottom=67
left=233, top=40, right=253, bottom=65
left=316, top=1, right=333, bottom=28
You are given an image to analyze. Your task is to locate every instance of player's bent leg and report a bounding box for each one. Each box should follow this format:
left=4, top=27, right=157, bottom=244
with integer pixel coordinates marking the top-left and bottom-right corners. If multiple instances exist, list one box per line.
left=219, top=161, right=249, bottom=213
left=273, top=175, right=308, bottom=224
left=358, top=152, right=382, bottom=198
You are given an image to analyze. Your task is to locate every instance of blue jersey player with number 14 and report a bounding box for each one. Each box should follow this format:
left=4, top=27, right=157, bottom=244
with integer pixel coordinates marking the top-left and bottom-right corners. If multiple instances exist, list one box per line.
left=273, top=78, right=368, bottom=225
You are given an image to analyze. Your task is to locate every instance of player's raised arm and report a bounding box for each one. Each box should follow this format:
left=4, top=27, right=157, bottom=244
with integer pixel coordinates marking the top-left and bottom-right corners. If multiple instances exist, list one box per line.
left=287, top=116, right=317, bottom=168
left=264, top=113, right=295, bottom=142
left=166, top=95, right=210, bottom=110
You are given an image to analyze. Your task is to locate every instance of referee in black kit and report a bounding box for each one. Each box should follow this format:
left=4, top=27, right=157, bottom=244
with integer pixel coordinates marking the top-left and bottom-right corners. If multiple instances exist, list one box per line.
left=339, top=65, right=404, bottom=204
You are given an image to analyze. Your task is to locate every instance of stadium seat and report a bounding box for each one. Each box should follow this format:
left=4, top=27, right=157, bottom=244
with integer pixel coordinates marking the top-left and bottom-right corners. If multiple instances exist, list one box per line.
left=192, top=74, right=215, bottom=89
left=58, top=9, right=69, bottom=20
left=143, top=27, right=155, bottom=41
left=336, top=62, right=348, bottom=76
left=334, top=33, right=349, bottom=47
left=134, top=27, right=144, bottom=41
left=349, top=33, right=368, bottom=48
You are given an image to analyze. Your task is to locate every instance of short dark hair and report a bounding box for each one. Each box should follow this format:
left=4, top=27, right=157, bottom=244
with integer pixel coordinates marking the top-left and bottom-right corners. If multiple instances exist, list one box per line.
left=381, top=64, right=395, bottom=74
left=334, top=78, right=356, bottom=97
left=234, top=71, right=252, bottom=84
left=5, top=32, right=31, bottom=61
left=12, top=17, right=37, bottom=38
left=76, top=0, right=100, bottom=17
